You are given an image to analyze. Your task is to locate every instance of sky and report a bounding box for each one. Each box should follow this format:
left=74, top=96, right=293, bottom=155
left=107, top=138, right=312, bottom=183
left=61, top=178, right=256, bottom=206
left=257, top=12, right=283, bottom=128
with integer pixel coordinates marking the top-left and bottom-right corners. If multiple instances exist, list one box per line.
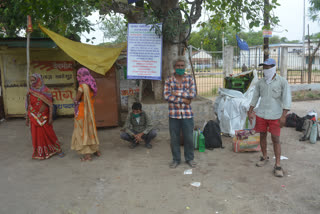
left=273, top=0, right=319, bottom=41
left=81, top=0, right=320, bottom=45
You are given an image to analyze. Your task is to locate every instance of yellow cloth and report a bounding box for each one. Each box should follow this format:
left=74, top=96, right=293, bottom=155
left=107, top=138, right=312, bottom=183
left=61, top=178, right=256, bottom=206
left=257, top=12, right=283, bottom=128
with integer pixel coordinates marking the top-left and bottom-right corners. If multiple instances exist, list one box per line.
left=39, top=25, right=126, bottom=75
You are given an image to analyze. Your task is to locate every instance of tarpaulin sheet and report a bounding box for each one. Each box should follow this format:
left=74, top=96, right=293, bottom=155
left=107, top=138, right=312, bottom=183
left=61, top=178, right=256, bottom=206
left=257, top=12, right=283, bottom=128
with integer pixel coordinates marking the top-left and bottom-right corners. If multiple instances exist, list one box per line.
left=214, top=70, right=259, bottom=136
left=39, top=25, right=126, bottom=75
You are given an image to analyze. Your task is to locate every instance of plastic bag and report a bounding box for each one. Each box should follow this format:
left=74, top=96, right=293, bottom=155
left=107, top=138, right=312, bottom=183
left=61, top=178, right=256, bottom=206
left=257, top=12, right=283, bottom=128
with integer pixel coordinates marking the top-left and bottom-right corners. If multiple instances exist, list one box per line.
left=310, top=123, right=317, bottom=144
left=214, top=70, right=259, bottom=136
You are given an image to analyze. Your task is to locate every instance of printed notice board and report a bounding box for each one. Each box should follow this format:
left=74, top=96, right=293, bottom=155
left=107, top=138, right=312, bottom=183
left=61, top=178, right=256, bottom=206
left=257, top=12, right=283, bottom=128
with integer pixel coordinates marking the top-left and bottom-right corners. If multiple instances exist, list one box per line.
left=127, top=23, right=163, bottom=80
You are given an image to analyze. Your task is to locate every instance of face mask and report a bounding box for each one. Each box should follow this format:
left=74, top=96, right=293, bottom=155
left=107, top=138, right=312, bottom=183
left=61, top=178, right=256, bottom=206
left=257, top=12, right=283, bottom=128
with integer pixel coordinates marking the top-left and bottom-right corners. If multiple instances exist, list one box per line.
left=175, top=68, right=185, bottom=75
left=133, top=113, right=140, bottom=118
left=263, top=66, right=276, bottom=84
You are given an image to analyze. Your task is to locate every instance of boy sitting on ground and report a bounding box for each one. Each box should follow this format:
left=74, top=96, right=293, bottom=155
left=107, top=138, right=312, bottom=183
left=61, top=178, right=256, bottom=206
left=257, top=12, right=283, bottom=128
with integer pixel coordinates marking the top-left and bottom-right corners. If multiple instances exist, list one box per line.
left=120, top=102, right=157, bottom=149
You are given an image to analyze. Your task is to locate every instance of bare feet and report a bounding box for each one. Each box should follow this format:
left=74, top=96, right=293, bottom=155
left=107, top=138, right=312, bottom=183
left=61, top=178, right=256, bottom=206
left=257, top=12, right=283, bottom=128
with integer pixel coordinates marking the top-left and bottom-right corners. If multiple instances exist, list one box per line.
left=80, top=154, right=92, bottom=161
left=94, top=151, right=101, bottom=157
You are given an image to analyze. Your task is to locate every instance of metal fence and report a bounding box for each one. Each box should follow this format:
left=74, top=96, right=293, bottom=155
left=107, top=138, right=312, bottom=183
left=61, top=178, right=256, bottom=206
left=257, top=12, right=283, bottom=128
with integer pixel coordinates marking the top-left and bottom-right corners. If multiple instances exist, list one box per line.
left=235, top=46, right=320, bottom=84
left=186, top=46, right=223, bottom=97
left=187, top=45, right=320, bottom=97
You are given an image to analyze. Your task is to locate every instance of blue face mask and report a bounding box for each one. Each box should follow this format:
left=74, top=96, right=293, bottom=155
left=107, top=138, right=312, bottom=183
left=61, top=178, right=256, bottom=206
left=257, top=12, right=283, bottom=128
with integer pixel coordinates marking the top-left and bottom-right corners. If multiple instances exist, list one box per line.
left=175, top=68, right=185, bottom=75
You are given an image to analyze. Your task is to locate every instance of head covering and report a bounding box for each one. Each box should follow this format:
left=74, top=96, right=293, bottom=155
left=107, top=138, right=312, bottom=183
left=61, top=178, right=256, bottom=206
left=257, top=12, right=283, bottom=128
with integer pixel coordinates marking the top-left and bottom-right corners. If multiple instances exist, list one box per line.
left=29, top=74, right=53, bottom=101
left=26, top=73, right=53, bottom=111
left=77, top=68, right=97, bottom=96
left=259, top=58, right=276, bottom=66
left=263, top=66, right=277, bottom=84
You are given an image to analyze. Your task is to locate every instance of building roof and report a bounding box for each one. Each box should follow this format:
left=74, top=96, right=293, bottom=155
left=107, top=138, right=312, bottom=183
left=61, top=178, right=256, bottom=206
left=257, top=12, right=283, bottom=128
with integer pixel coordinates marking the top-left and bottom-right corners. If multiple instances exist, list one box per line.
left=247, top=43, right=303, bottom=49
left=0, top=38, right=56, bottom=48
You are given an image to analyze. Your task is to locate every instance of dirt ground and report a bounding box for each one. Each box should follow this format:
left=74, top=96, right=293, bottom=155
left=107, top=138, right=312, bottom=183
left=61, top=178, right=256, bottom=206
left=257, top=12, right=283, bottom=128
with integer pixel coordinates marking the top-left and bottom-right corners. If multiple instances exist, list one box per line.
left=1, top=100, right=320, bottom=214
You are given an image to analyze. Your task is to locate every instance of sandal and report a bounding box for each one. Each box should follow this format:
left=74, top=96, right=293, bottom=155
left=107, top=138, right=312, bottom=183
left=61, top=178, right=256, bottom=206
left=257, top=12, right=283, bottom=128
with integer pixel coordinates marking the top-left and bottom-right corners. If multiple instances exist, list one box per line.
left=57, top=152, right=65, bottom=158
left=256, top=156, right=269, bottom=167
left=274, top=166, right=284, bottom=177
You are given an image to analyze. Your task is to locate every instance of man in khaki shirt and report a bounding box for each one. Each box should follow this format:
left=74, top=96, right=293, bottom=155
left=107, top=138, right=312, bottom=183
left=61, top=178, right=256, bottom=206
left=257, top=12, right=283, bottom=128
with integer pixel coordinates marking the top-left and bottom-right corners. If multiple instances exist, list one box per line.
left=248, top=58, right=291, bottom=177
left=121, top=102, right=157, bottom=149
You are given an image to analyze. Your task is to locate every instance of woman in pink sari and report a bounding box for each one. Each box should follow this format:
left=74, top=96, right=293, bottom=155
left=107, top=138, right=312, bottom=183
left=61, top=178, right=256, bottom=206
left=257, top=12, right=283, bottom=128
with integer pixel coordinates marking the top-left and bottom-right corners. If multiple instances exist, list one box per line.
left=26, top=74, right=64, bottom=160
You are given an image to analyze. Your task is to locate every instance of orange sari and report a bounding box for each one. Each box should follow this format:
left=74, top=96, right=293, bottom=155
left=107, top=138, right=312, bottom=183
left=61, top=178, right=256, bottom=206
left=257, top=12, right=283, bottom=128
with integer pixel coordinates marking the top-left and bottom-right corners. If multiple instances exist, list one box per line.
left=71, top=84, right=99, bottom=154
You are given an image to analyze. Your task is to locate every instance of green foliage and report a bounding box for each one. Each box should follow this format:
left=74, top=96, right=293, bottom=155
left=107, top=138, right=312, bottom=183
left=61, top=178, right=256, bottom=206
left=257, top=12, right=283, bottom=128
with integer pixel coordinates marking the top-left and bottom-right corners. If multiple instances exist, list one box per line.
left=98, top=0, right=281, bottom=43
left=309, top=0, right=320, bottom=22
left=0, top=0, right=97, bottom=38
left=188, top=24, right=237, bottom=51
left=308, top=32, right=320, bottom=41
left=100, top=14, right=127, bottom=43
left=188, top=20, right=296, bottom=52
left=201, top=0, right=280, bottom=32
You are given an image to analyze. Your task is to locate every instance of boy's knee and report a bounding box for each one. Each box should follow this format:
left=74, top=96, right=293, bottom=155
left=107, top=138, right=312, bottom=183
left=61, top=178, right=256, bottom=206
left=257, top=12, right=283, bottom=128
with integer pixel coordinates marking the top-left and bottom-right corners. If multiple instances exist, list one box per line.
left=120, top=132, right=129, bottom=139
left=151, top=129, right=157, bottom=137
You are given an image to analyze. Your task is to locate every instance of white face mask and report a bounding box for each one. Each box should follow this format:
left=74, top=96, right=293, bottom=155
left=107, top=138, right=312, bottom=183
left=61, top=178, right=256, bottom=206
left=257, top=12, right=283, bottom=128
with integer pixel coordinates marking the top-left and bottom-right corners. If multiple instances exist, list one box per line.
left=263, top=66, right=276, bottom=84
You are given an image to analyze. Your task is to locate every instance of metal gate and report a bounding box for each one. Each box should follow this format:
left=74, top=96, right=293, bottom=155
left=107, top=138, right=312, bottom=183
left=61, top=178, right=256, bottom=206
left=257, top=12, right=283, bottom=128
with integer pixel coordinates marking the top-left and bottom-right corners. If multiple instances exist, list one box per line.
left=186, top=46, right=223, bottom=97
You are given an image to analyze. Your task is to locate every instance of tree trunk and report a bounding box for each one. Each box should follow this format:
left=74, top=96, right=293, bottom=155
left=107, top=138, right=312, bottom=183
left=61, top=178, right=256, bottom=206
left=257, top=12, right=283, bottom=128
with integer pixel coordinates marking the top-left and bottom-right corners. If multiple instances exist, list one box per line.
left=308, top=25, right=311, bottom=84
left=104, top=0, right=182, bottom=101
left=152, top=0, right=179, bottom=101
left=263, top=0, right=270, bottom=61
left=153, top=41, right=179, bottom=100
left=308, top=40, right=320, bottom=84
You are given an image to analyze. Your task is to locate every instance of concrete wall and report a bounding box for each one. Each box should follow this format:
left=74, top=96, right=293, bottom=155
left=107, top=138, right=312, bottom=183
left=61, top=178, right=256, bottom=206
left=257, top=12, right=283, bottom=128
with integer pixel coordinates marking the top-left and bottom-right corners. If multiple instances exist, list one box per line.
left=290, top=83, right=320, bottom=92
left=129, top=96, right=216, bottom=130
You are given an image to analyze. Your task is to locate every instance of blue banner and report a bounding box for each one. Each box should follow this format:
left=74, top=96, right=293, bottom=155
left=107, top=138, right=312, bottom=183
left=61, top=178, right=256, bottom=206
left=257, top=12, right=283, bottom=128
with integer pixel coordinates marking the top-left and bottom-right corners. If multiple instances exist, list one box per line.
left=236, top=35, right=249, bottom=51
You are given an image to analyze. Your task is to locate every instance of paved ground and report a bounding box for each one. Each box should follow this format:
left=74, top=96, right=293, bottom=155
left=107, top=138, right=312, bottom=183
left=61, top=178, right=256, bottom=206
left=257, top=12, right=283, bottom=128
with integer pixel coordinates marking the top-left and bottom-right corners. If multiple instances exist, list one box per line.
left=0, top=100, right=320, bottom=214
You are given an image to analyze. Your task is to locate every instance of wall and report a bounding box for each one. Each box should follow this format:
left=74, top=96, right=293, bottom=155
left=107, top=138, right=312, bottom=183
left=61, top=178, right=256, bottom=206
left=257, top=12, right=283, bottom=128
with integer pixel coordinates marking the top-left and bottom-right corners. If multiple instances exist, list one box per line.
left=129, top=96, right=216, bottom=130
left=0, top=48, right=76, bottom=117
left=118, top=61, right=140, bottom=112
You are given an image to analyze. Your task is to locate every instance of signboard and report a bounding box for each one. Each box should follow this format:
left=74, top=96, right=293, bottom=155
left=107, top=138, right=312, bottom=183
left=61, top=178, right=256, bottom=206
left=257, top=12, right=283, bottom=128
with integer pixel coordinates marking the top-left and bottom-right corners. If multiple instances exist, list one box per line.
left=52, top=86, right=75, bottom=115
left=127, top=23, right=163, bottom=80
left=31, top=61, right=74, bottom=84
left=3, top=52, right=74, bottom=87
left=263, top=30, right=272, bottom=38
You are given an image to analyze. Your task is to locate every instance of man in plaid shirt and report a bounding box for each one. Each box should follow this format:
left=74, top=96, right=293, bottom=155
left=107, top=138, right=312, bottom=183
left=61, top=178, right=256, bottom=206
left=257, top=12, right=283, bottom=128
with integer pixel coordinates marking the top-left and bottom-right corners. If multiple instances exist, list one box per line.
left=164, top=56, right=197, bottom=168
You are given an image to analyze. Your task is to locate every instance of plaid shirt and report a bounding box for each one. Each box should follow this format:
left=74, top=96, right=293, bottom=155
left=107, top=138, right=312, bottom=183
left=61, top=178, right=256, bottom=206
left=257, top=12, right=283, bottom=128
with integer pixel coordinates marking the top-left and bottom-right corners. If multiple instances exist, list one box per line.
left=164, top=74, right=196, bottom=119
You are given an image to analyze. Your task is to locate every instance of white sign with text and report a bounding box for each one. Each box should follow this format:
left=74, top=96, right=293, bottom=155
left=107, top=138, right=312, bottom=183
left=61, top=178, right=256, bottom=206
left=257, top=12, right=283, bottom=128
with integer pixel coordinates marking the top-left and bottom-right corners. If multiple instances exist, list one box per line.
left=127, top=23, right=163, bottom=80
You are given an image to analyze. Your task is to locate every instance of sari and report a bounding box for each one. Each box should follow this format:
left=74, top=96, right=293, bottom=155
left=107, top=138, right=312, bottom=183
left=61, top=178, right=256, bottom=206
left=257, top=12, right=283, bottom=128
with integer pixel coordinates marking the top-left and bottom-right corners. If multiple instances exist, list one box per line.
left=71, top=68, right=99, bottom=154
left=26, top=74, right=62, bottom=160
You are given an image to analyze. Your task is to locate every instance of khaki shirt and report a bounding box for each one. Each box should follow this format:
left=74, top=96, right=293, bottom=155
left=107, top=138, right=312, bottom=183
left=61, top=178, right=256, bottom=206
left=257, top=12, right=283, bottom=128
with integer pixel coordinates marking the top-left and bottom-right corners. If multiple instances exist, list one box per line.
left=250, top=74, right=291, bottom=120
left=124, top=111, right=153, bottom=136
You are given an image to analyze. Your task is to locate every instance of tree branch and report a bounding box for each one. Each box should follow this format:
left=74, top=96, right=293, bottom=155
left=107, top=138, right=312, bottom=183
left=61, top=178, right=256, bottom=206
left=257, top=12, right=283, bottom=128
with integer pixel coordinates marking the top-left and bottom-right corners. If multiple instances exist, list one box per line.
left=312, top=40, right=320, bottom=57
left=145, top=0, right=162, bottom=11
left=99, top=1, right=140, bottom=16
left=188, top=0, right=203, bottom=24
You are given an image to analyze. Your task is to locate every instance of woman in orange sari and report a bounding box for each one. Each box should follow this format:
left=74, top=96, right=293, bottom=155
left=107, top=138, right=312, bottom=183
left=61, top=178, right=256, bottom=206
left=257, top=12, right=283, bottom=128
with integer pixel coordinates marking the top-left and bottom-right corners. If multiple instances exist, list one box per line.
left=26, top=74, right=64, bottom=160
left=71, top=67, right=100, bottom=161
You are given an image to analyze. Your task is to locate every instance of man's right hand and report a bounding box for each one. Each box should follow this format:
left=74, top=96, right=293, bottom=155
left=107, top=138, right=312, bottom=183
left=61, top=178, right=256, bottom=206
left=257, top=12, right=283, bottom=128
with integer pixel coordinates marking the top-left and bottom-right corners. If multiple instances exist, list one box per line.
left=247, top=111, right=255, bottom=125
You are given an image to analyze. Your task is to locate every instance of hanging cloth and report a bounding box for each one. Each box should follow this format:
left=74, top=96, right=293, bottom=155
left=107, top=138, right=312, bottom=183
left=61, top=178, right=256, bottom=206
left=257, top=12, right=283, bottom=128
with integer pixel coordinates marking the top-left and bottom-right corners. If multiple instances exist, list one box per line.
left=39, top=25, right=126, bottom=75
left=236, top=35, right=249, bottom=51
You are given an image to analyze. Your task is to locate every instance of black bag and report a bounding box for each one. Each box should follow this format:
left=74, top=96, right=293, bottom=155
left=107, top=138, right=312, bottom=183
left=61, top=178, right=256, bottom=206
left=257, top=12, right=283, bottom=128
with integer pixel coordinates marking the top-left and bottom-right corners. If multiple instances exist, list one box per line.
left=296, top=115, right=315, bottom=132
left=299, top=119, right=314, bottom=141
left=203, top=120, right=224, bottom=150
left=285, top=113, right=300, bottom=127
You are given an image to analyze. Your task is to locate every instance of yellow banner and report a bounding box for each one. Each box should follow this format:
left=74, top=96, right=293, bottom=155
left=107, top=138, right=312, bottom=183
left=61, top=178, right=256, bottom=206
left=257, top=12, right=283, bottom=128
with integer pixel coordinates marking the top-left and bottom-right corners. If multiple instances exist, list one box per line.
left=39, top=25, right=127, bottom=75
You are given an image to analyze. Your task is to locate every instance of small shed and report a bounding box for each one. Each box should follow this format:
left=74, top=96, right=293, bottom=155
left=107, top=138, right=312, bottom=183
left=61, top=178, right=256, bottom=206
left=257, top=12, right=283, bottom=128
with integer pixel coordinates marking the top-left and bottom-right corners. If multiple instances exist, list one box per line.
left=0, top=38, right=76, bottom=117
left=191, top=50, right=213, bottom=70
